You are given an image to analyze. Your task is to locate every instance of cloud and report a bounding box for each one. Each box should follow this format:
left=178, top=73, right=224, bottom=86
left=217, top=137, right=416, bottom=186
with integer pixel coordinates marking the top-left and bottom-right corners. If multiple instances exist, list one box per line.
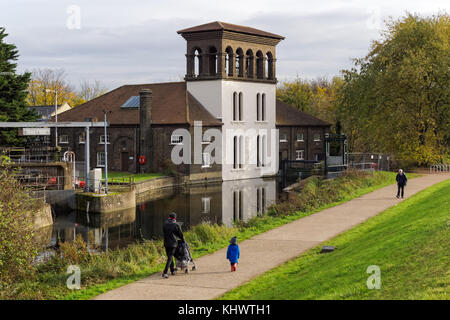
left=2, top=0, right=448, bottom=89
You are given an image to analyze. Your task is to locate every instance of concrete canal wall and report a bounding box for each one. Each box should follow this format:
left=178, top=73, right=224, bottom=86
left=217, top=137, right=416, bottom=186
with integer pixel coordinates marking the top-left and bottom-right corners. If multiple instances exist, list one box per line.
left=76, top=189, right=136, bottom=213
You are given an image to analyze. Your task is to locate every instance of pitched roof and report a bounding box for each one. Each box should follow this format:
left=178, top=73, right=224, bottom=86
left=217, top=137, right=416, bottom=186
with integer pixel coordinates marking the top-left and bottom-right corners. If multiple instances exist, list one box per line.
left=56, top=82, right=222, bottom=126
left=276, top=100, right=331, bottom=127
left=177, top=21, right=285, bottom=40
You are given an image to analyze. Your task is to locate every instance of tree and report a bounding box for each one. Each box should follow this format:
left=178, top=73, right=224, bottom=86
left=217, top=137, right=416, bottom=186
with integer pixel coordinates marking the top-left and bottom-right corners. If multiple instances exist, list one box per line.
left=336, top=13, right=450, bottom=165
left=0, top=27, right=37, bottom=146
left=78, top=79, right=107, bottom=102
left=26, top=68, right=78, bottom=106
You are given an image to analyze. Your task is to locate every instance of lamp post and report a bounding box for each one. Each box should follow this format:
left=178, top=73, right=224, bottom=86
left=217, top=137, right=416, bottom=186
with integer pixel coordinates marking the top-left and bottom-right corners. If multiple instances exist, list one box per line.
left=45, top=89, right=58, bottom=147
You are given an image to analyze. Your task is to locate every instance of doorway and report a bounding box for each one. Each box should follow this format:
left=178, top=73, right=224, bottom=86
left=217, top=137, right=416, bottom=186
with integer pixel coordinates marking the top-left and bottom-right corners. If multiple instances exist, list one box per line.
left=121, top=152, right=129, bottom=172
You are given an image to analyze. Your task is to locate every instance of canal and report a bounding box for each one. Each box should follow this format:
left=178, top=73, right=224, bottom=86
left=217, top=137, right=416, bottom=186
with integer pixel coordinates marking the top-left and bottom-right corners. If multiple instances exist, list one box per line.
left=43, top=177, right=284, bottom=251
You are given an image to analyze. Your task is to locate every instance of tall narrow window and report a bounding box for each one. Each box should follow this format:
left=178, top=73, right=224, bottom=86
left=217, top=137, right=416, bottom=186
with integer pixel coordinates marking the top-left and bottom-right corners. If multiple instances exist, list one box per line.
left=209, top=46, right=218, bottom=76
left=232, top=92, right=237, bottom=121
left=193, top=48, right=202, bottom=77
left=256, top=93, right=261, bottom=121
left=257, top=135, right=261, bottom=167
left=245, top=49, right=254, bottom=78
left=233, top=136, right=238, bottom=169
left=262, top=135, right=266, bottom=167
left=238, top=92, right=243, bottom=121
left=225, top=47, right=233, bottom=76
left=97, top=152, right=105, bottom=167
left=266, top=52, right=274, bottom=80
left=202, top=152, right=211, bottom=168
left=256, top=51, right=264, bottom=79
left=239, top=135, right=244, bottom=169
left=261, top=93, right=266, bottom=121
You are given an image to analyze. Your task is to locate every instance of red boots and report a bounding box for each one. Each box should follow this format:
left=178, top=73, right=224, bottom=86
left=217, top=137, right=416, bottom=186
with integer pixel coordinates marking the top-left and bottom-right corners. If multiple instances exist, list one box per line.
left=231, top=263, right=238, bottom=272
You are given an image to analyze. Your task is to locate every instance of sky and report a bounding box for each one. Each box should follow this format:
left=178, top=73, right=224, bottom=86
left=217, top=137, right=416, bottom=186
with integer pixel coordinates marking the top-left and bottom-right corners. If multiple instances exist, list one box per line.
left=1, top=0, right=448, bottom=91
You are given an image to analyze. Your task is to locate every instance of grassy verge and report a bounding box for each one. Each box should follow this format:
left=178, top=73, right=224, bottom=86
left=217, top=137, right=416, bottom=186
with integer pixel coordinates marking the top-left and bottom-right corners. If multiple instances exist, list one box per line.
left=102, top=171, right=164, bottom=183
left=3, top=171, right=415, bottom=300
left=220, top=179, right=449, bottom=300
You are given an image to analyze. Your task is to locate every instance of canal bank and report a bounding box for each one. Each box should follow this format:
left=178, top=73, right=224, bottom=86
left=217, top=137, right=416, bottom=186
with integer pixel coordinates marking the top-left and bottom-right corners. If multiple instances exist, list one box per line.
left=3, top=171, right=406, bottom=300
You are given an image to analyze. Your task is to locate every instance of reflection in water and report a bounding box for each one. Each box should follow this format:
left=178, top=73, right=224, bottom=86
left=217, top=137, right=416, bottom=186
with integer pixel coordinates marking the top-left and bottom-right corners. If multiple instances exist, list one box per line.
left=50, top=178, right=280, bottom=250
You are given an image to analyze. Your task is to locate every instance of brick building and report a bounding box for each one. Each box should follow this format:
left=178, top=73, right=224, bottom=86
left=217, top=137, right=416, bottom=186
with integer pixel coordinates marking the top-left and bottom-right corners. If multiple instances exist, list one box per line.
left=56, top=21, right=330, bottom=181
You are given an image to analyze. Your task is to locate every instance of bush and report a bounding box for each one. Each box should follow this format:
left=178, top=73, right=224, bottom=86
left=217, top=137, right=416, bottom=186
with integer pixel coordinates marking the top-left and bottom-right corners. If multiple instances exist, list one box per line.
left=0, top=156, right=40, bottom=296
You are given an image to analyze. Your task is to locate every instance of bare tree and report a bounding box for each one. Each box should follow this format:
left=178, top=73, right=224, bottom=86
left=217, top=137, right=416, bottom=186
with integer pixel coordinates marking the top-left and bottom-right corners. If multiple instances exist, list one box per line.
left=78, top=79, right=108, bottom=102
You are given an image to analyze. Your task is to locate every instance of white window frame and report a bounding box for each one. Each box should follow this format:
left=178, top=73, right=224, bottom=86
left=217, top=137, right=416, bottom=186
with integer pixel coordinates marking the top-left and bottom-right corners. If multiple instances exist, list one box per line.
left=314, top=133, right=321, bottom=141
left=202, top=135, right=212, bottom=144
left=201, top=197, right=211, bottom=214
left=202, top=152, right=212, bottom=168
left=97, top=152, right=105, bottom=167
left=296, top=133, right=304, bottom=142
left=59, top=135, right=69, bottom=144
left=296, top=150, right=305, bottom=160
left=279, top=134, right=288, bottom=143
left=99, top=135, right=110, bottom=144
left=171, top=135, right=183, bottom=145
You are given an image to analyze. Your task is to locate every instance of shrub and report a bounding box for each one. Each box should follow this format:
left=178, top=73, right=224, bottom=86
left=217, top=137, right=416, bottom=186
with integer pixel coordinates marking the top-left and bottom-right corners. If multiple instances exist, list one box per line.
left=0, top=156, right=40, bottom=295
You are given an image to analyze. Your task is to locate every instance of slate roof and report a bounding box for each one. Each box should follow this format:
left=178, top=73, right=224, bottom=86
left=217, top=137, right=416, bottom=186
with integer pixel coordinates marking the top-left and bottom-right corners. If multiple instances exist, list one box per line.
left=276, top=100, right=331, bottom=127
left=56, top=82, right=222, bottom=126
left=177, top=21, right=285, bottom=40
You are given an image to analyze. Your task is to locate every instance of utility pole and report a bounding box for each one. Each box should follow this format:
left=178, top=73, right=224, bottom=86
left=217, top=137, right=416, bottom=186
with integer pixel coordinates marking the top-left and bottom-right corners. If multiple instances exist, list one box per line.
left=103, top=110, right=109, bottom=194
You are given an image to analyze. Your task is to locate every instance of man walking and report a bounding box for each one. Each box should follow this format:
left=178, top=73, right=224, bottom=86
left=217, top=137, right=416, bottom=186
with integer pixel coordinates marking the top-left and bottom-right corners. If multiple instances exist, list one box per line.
left=162, top=212, right=184, bottom=278
left=396, top=169, right=407, bottom=199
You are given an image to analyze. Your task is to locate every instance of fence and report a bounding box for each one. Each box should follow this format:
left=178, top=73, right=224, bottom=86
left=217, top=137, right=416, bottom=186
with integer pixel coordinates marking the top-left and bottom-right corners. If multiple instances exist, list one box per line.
left=430, top=164, right=450, bottom=173
left=347, top=153, right=391, bottom=171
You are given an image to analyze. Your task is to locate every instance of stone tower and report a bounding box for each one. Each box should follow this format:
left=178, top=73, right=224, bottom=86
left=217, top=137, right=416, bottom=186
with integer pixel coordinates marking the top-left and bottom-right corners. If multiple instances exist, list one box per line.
left=178, top=21, right=284, bottom=180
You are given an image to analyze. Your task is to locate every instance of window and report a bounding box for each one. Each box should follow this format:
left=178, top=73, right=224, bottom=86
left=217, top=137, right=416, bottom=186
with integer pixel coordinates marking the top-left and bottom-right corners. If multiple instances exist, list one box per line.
left=296, top=150, right=304, bottom=160
left=59, top=135, right=69, bottom=144
left=202, top=152, right=211, bottom=168
left=314, top=154, right=319, bottom=161
left=280, top=134, right=288, bottom=142
left=296, top=133, right=304, bottom=142
left=314, top=133, right=321, bottom=141
left=257, top=187, right=266, bottom=215
left=233, top=92, right=243, bottom=121
left=97, top=152, right=105, bottom=167
left=171, top=135, right=183, bottom=145
left=256, top=93, right=260, bottom=121
left=78, top=134, right=85, bottom=144
left=99, top=135, right=110, bottom=144
left=257, top=135, right=260, bottom=167
left=261, top=93, right=266, bottom=121
left=202, top=135, right=212, bottom=144
left=233, top=190, right=243, bottom=222
left=201, top=197, right=211, bottom=214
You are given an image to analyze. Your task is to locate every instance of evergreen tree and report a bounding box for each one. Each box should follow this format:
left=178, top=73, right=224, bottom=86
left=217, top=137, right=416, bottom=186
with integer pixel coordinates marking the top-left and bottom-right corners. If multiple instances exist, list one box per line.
left=0, top=27, right=36, bottom=146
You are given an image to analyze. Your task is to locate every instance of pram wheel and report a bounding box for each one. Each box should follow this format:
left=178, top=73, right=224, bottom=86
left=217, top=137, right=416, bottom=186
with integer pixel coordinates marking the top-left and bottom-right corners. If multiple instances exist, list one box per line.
left=192, top=266, right=196, bottom=271
left=185, top=268, right=189, bottom=274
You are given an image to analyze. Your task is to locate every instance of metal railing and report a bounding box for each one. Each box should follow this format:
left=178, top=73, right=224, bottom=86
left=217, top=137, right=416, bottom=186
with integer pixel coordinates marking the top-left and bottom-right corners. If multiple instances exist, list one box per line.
left=430, top=164, right=450, bottom=173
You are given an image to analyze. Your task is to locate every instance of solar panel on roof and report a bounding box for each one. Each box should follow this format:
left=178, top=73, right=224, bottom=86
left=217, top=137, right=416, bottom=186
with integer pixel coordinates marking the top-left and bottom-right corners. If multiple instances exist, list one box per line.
left=120, top=96, right=140, bottom=108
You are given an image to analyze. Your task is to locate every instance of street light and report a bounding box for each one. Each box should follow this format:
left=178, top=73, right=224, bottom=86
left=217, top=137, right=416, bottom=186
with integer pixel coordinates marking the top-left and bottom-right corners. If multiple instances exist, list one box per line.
left=45, top=89, right=58, bottom=147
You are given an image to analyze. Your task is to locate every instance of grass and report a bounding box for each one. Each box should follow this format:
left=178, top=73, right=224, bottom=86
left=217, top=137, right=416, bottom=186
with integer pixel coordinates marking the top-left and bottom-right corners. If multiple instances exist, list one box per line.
left=220, top=179, right=450, bottom=300
left=102, top=171, right=164, bottom=183
left=1, top=171, right=417, bottom=300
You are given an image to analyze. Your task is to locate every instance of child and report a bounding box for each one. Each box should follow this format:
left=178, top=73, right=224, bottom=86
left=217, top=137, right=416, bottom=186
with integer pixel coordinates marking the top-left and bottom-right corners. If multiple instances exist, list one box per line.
left=227, top=236, right=240, bottom=272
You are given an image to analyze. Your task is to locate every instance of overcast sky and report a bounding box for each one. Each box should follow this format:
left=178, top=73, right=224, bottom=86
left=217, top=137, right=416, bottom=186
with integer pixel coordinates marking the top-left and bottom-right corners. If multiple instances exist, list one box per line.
left=1, top=0, right=448, bottom=90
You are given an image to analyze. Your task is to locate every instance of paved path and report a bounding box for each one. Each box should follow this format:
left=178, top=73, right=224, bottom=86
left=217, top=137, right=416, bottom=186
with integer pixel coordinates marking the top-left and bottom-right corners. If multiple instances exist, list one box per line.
left=94, top=173, right=449, bottom=300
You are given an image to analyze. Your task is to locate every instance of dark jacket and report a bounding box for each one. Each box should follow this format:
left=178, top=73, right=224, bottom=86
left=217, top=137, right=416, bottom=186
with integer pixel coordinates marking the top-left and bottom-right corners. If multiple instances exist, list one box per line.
left=163, top=219, right=184, bottom=248
left=227, top=244, right=240, bottom=264
left=396, top=173, right=407, bottom=186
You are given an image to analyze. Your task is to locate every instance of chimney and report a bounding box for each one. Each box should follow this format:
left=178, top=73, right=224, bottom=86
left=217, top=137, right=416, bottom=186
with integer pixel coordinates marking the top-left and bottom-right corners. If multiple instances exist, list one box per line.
left=139, top=89, right=152, bottom=172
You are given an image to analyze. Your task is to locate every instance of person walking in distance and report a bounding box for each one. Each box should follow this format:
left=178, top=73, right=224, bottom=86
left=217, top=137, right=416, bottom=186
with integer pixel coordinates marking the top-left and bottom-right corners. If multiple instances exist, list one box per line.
left=396, top=169, right=408, bottom=199
left=162, top=212, right=184, bottom=278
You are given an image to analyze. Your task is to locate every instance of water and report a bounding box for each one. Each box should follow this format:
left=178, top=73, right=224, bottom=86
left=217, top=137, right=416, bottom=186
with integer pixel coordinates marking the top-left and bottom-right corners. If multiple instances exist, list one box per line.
left=45, top=177, right=283, bottom=251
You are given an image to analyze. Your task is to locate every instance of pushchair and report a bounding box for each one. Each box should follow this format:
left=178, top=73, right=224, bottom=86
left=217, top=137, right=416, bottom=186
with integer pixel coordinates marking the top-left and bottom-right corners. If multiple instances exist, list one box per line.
left=174, top=240, right=196, bottom=273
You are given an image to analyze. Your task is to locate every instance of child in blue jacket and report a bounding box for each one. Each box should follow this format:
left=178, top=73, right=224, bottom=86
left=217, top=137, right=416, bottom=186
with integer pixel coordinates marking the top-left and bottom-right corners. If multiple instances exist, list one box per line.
left=227, top=236, right=240, bottom=272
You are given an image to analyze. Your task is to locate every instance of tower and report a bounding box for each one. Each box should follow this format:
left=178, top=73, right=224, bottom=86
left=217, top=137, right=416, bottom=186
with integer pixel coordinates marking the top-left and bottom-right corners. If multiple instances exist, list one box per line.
left=178, top=21, right=284, bottom=180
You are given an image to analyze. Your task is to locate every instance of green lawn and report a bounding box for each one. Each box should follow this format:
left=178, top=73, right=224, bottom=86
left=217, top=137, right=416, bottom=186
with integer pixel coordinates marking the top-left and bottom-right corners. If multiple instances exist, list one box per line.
left=220, top=178, right=450, bottom=300
left=102, top=171, right=163, bottom=183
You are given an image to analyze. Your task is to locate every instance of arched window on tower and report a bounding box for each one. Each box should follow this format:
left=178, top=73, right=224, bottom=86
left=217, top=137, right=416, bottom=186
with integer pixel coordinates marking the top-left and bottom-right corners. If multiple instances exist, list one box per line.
left=193, top=48, right=202, bottom=77
left=235, top=48, right=244, bottom=77
left=209, top=46, right=218, bottom=76
left=245, top=49, right=254, bottom=78
left=266, top=52, right=274, bottom=80
left=225, top=46, right=234, bottom=77
left=233, top=92, right=238, bottom=121
left=256, top=51, right=264, bottom=79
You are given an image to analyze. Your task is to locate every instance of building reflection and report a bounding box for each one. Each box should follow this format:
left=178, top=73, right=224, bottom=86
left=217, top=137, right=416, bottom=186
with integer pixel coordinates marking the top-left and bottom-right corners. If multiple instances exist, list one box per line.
left=51, top=178, right=279, bottom=250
